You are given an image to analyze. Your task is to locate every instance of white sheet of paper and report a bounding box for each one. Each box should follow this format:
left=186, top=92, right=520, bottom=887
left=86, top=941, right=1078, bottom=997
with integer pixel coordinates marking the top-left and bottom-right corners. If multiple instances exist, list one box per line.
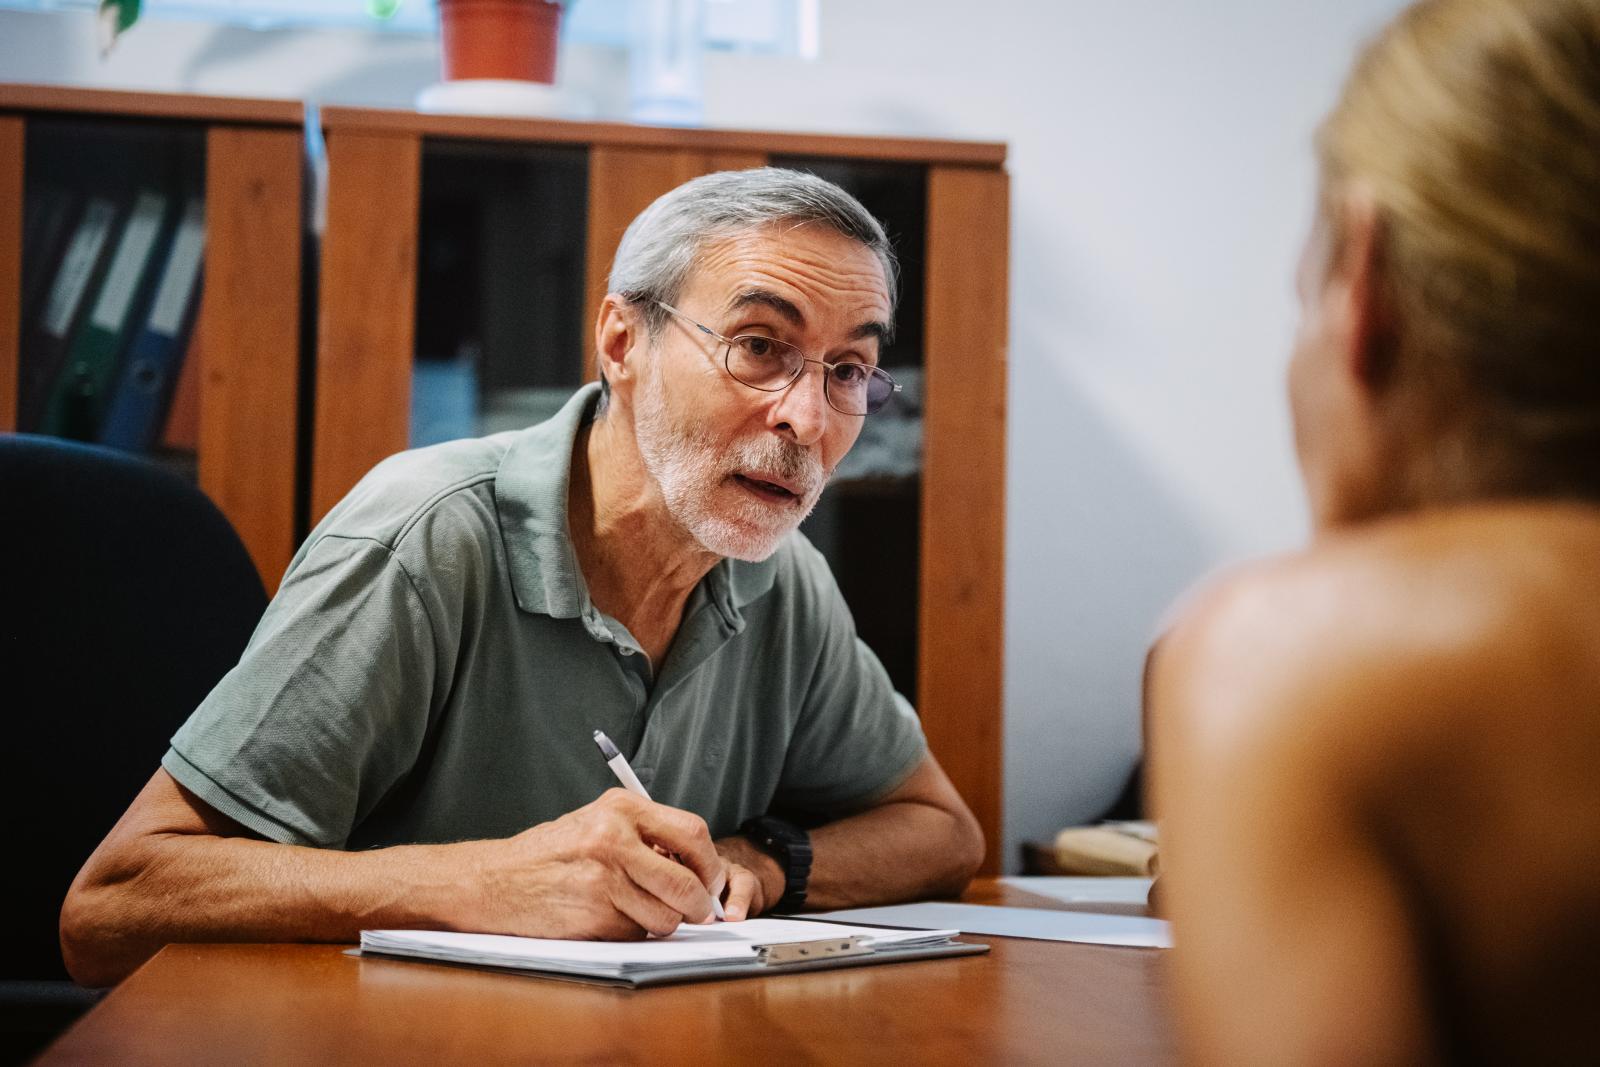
left=999, top=876, right=1154, bottom=906
left=800, top=902, right=1172, bottom=949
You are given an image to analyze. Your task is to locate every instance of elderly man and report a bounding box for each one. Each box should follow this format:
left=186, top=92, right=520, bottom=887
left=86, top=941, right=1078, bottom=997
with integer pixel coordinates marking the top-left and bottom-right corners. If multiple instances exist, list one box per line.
left=60, top=168, right=983, bottom=987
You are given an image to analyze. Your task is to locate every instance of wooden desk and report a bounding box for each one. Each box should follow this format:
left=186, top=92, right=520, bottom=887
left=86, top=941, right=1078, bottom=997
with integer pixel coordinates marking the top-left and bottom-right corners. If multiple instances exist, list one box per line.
left=35, top=882, right=1173, bottom=1065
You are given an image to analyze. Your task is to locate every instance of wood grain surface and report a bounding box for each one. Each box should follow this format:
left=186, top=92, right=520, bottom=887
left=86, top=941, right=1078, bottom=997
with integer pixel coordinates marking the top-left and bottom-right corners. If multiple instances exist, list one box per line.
left=0, top=116, right=21, bottom=431
left=582, top=144, right=766, bottom=379
left=311, top=128, right=422, bottom=525
left=199, top=125, right=303, bottom=593
left=920, top=166, right=1010, bottom=876
left=321, top=105, right=1006, bottom=168
left=35, top=881, right=1172, bottom=1066
left=0, top=83, right=304, bottom=127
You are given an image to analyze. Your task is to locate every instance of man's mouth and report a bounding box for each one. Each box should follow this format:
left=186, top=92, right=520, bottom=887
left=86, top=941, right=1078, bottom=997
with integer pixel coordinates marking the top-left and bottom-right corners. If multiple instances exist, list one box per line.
left=732, top=472, right=803, bottom=504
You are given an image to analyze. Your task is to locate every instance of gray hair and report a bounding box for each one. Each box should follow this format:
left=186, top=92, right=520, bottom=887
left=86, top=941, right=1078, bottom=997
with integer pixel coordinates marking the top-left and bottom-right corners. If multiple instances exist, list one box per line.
left=606, top=166, right=899, bottom=355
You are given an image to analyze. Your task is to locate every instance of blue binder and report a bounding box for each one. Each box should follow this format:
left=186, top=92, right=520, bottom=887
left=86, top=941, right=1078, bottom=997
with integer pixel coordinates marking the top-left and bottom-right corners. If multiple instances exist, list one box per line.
left=98, top=196, right=207, bottom=453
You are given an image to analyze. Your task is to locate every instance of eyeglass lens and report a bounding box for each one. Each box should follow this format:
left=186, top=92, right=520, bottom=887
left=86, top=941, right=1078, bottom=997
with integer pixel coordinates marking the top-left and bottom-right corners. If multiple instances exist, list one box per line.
left=726, top=336, right=895, bottom=415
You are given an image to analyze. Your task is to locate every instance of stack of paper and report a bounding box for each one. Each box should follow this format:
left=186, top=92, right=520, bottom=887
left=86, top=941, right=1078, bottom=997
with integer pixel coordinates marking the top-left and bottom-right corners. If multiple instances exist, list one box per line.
left=360, top=918, right=976, bottom=987
left=803, top=902, right=1172, bottom=949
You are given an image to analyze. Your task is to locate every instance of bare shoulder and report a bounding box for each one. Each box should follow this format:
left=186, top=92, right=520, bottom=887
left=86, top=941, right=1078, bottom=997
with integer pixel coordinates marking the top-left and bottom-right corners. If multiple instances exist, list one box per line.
left=1149, top=505, right=1600, bottom=1063
left=1148, top=542, right=1417, bottom=763
left=1151, top=503, right=1600, bottom=783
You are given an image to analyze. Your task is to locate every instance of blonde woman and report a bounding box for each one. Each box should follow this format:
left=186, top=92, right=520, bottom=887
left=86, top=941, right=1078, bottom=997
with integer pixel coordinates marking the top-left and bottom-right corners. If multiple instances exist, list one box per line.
left=1148, top=0, right=1600, bottom=1061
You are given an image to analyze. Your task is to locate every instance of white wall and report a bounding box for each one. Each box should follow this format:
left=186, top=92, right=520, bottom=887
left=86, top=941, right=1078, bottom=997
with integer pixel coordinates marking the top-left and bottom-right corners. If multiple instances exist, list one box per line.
left=704, top=1, right=1410, bottom=867
left=0, top=0, right=1407, bottom=868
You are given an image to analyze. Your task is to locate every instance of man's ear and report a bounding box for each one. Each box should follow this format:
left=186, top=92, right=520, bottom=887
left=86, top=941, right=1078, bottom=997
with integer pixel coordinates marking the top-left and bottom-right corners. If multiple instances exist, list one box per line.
left=1325, top=194, right=1396, bottom=393
left=594, top=294, right=645, bottom=398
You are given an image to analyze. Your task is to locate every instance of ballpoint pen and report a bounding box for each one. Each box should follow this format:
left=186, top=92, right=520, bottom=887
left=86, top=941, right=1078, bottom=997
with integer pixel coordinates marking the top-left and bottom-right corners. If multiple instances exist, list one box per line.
left=593, top=729, right=726, bottom=921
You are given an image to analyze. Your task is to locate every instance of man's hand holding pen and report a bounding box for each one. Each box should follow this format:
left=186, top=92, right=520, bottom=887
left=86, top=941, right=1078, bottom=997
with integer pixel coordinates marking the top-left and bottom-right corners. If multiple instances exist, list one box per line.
left=460, top=789, right=729, bottom=940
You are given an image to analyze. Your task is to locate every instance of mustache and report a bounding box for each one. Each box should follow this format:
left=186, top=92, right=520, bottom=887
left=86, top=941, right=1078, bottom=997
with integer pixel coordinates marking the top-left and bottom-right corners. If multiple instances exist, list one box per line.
left=726, top=435, right=826, bottom=497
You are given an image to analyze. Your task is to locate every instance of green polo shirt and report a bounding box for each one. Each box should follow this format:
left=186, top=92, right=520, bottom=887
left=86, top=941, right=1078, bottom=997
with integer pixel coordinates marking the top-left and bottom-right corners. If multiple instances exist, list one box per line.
left=162, top=384, right=925, bottom=850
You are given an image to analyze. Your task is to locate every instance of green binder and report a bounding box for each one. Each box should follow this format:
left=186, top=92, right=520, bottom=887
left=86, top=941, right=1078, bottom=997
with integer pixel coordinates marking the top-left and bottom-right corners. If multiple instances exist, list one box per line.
left=40, top=188, right=172, bottom=439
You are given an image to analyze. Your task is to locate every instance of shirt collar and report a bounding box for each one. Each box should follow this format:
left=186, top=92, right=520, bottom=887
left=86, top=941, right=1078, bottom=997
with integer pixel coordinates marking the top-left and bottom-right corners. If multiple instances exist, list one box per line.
left=495, top=383, right=782, bottom=624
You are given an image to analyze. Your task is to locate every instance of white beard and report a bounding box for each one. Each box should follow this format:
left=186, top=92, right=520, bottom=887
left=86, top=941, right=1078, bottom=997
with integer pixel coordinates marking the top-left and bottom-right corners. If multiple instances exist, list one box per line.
left=633, top=367, right=826, bottom=562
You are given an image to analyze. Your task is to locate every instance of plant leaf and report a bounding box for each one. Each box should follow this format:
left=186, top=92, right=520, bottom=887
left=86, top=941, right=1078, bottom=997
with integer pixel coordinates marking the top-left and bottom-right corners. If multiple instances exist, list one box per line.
left=97, top=0, right=141, bottom=55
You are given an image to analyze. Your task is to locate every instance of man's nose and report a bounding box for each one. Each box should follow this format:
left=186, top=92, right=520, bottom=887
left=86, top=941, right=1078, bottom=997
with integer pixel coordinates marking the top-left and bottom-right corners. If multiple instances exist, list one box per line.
left=768, top=362, right=830, bottom=447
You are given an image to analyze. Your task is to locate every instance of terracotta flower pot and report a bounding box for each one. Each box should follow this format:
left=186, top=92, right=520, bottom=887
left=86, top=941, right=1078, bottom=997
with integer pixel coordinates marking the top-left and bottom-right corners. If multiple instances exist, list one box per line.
left=437, top=0, right=563, bottom=84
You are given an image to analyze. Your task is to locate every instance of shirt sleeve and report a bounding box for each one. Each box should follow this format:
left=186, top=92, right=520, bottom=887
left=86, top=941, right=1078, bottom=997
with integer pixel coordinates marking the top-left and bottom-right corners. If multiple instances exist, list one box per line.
left=772, top=549, right=928, bottom=818
left=162, top=534, right=443, bottom=848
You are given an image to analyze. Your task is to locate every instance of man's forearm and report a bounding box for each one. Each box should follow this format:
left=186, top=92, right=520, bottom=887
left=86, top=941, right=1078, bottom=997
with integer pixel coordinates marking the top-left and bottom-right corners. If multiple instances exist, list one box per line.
left=63, top=775, right=731, bottom=987
left=61, top=832, right=483, bottom=987
left=806, top=799, right=982, bottom=910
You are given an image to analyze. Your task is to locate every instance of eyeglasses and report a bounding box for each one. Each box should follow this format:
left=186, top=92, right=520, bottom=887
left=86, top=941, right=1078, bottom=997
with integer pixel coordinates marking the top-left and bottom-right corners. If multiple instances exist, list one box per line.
left=655, top=301, right=901, bottom=417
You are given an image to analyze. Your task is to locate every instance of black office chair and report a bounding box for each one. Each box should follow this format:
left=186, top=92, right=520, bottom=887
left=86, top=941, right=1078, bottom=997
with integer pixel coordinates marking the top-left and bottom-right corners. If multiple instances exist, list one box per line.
left=0, top=434, right=268, bottom=1063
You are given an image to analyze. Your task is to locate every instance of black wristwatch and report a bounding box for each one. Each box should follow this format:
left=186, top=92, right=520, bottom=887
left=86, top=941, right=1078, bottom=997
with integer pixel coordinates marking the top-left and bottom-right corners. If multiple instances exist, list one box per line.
left=740, top=815, right=813, bottom=913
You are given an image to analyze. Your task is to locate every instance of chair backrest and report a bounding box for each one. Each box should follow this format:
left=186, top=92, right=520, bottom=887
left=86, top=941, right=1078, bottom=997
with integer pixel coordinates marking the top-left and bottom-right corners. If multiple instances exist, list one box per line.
left=0, top=435, right=268, bottom=980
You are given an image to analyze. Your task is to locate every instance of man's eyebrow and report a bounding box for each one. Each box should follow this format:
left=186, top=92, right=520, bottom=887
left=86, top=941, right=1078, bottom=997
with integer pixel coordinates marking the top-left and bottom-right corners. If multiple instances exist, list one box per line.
left=851, top=321, right=891, bottom=345
left=727, top=289, right=805, bottom=326
left=728, top=288, right=892, bottom=346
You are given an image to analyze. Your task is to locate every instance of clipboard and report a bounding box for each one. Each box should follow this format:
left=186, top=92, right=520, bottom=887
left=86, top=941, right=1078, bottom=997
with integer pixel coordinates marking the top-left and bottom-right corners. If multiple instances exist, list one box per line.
left=355, top=921, right=989, bottom=989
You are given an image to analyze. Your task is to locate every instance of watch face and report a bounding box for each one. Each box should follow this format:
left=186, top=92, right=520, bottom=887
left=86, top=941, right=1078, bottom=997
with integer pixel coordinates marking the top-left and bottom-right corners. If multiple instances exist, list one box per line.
left=744, top=818, right=808, bottom=869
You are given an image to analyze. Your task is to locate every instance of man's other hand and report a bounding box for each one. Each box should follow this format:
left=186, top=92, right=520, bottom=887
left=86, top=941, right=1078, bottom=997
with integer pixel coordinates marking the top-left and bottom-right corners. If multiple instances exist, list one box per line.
left=714, top=835, right=786, bottom=921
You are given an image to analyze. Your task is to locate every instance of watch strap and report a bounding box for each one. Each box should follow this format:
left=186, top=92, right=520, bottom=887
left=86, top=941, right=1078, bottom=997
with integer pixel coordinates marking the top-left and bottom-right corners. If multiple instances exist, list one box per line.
left=740, top=815, right=812, bottom=913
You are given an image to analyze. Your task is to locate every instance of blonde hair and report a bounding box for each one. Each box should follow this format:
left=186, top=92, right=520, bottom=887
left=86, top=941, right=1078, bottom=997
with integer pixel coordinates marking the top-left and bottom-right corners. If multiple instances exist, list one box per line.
left=1319, top=0, right=1600, bottom=498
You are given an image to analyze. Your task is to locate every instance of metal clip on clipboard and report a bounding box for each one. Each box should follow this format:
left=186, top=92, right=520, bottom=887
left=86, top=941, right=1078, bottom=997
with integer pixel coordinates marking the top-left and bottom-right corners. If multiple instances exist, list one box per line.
left=757, top=935, right=873, bottom=966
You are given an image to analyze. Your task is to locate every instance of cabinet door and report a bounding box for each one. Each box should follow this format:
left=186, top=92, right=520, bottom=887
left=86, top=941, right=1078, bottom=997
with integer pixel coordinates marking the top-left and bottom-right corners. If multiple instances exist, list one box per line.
left=313, top=129, right=423, bottom=524
left=202, top=125, right=303, bottom=590
left=583, top=145, right=765, bottom=379
left=923, top=164, right=1008, bottom=874
left=411, top=139, right=589, bottom=449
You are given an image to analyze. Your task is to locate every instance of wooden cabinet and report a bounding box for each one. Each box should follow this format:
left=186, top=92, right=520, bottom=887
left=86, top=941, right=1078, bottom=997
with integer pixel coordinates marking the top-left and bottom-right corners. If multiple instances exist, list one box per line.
left=0, top=84, right=305, bottom=592
left=314, top=107, right=1009, bottom=872
left=1, top=86, right=1008, bottom=873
